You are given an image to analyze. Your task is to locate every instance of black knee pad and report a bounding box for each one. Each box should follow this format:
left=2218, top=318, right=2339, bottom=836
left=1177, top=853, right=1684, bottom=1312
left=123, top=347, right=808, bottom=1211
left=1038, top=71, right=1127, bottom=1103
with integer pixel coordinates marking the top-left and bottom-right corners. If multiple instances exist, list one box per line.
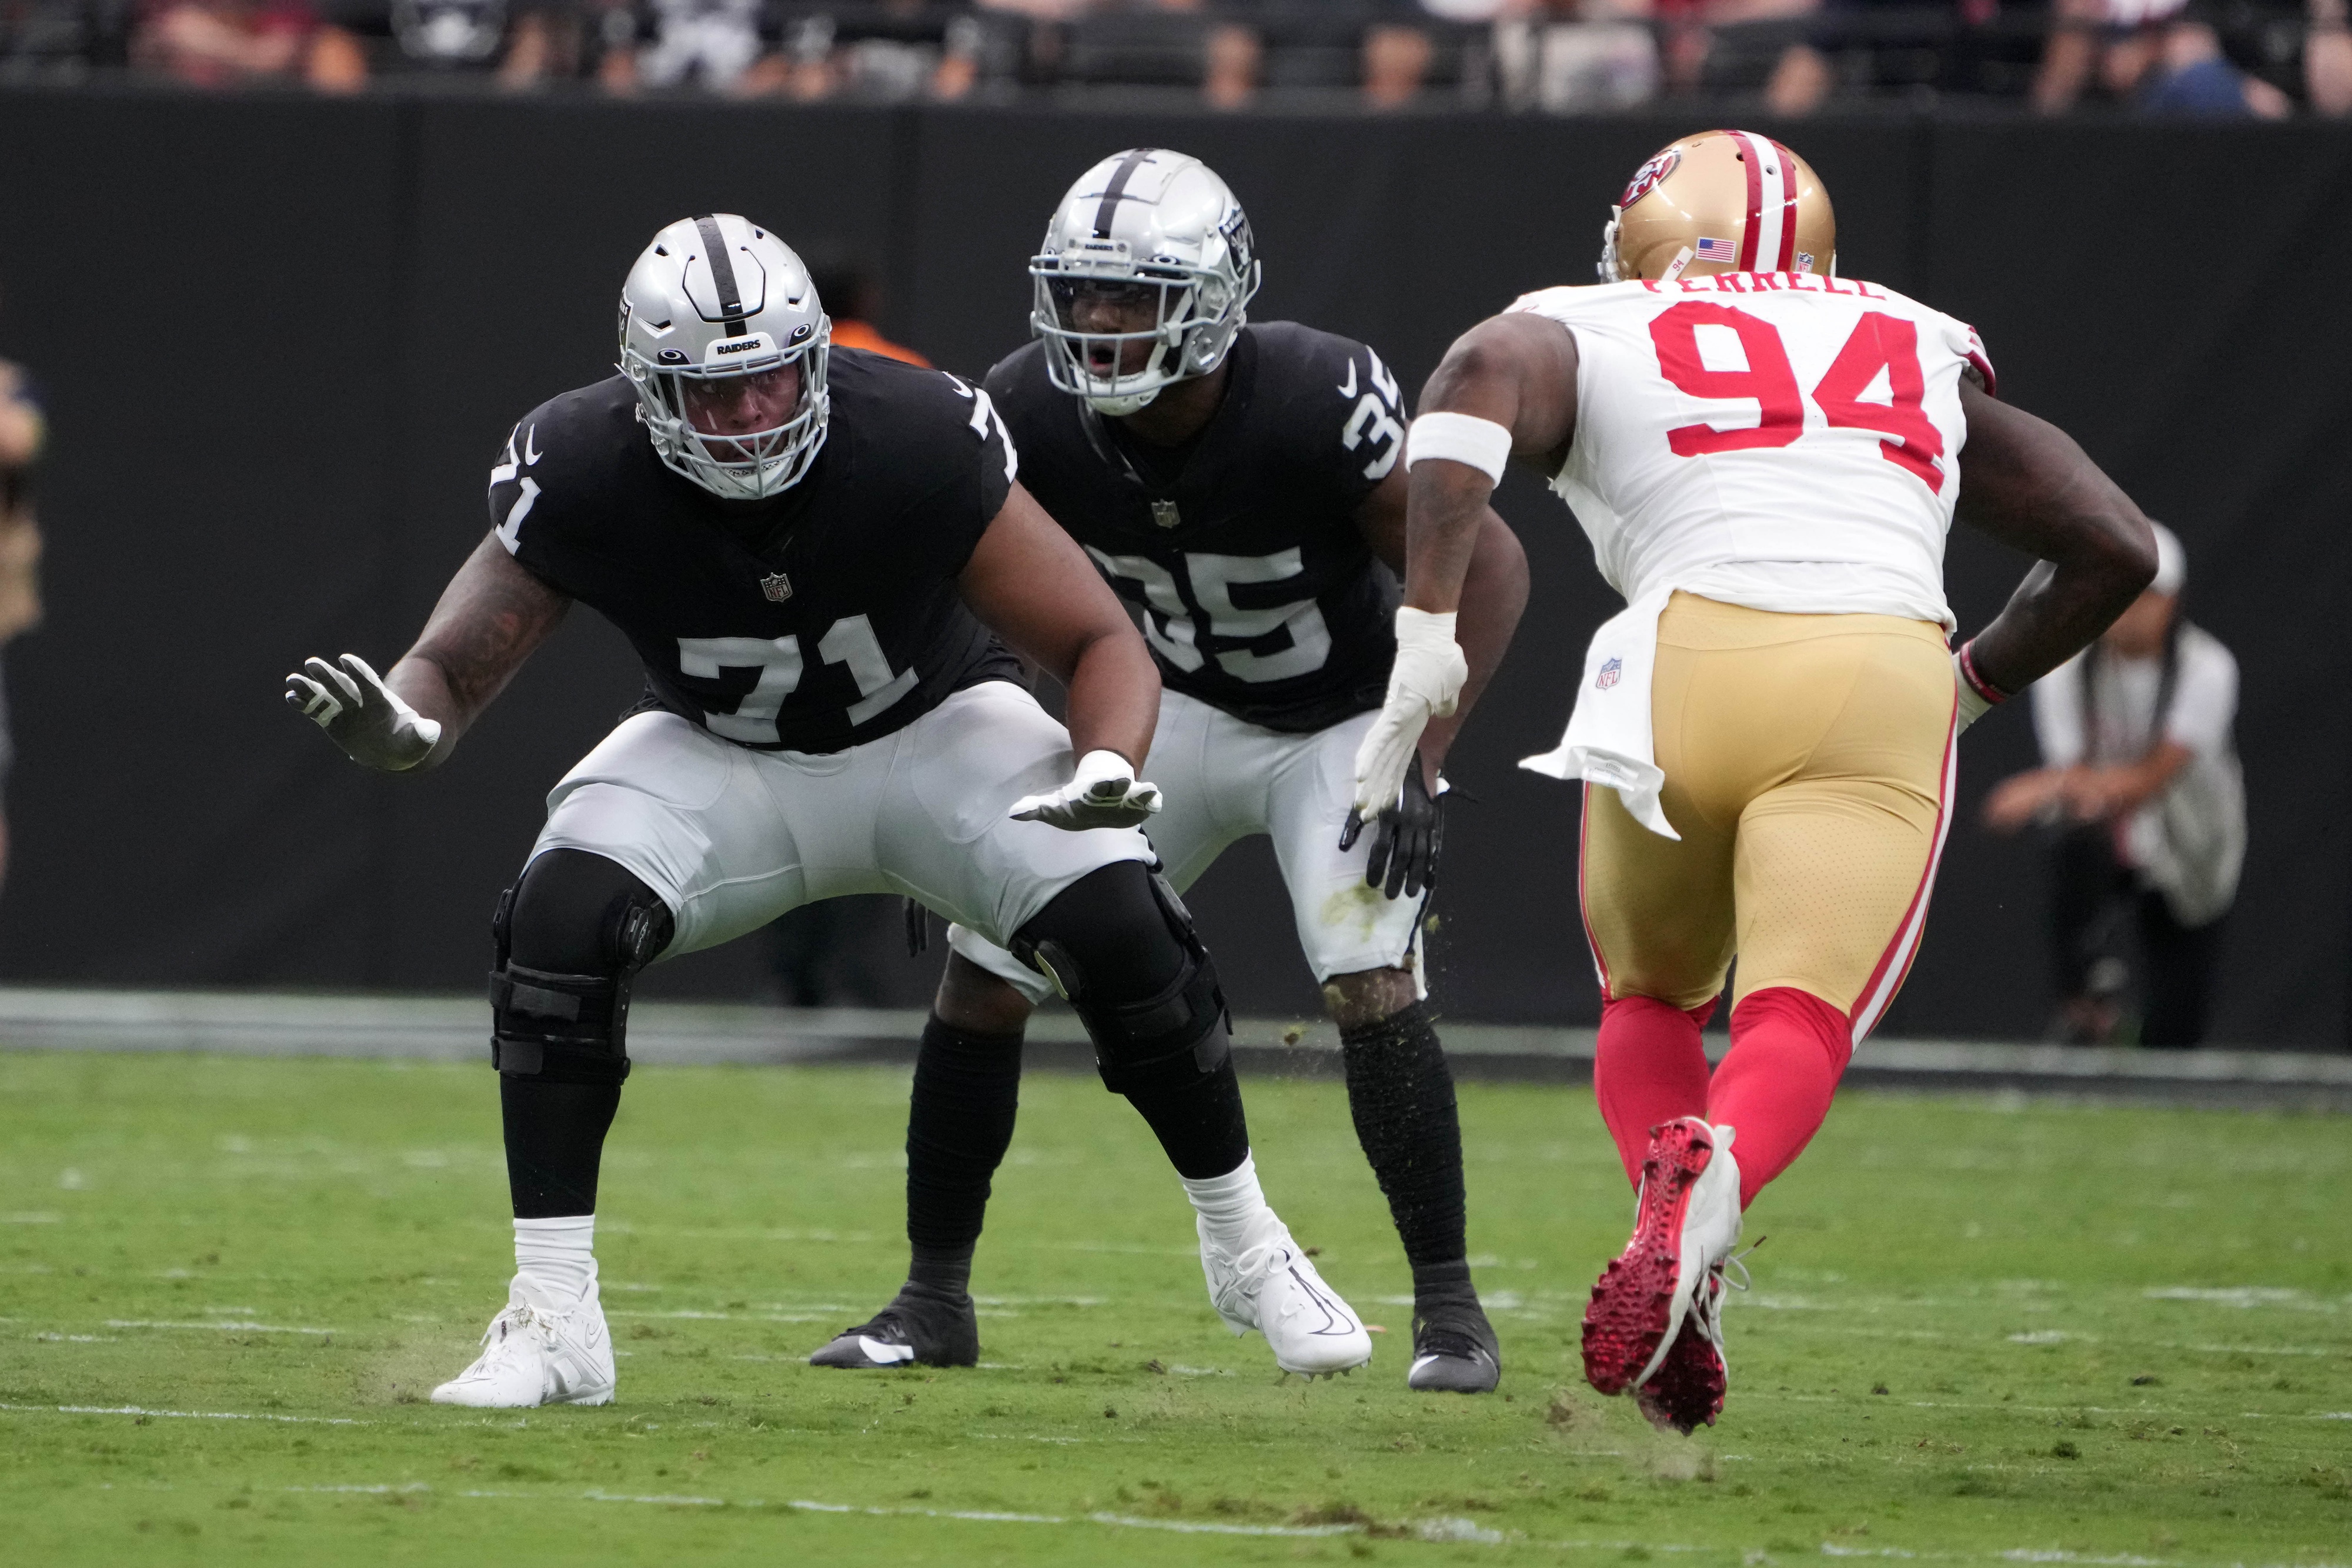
left=1012, top=862, right=1231, bottom=1095
left=489, top=850, right=674, bottom=1085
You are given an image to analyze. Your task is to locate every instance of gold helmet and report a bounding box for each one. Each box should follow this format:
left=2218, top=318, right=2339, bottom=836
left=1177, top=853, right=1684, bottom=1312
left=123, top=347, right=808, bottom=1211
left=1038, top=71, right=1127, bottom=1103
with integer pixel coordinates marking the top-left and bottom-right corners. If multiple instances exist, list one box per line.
left=1599, top=130, right=1836, bottom=285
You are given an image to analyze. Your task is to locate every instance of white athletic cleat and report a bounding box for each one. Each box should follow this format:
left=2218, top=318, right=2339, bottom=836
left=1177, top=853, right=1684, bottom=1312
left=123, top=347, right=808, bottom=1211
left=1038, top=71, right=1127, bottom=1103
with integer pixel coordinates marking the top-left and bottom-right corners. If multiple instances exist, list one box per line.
left=1201, top=1213, right=1373, bottom=1376
left=430, top=1274, right=615, bottom=1409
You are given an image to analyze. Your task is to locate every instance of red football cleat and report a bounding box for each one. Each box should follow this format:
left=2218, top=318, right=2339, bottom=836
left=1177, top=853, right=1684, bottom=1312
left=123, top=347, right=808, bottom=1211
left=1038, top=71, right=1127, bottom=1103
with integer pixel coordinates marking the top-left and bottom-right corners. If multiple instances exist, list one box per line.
left=1581, top=1116, right=1742, bottom=1400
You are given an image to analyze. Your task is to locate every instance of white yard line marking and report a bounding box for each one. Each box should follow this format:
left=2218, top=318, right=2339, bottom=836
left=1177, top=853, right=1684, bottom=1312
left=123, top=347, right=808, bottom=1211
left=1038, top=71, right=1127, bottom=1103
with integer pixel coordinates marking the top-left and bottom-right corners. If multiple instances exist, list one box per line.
left=611, top=1310, right=831, bottom=1324
left=2143, top=1286, right=2341, bottom=1311
left=2, top=1402, right=363, bottom=1425
left=105, top=1319, right=336, bottom=1335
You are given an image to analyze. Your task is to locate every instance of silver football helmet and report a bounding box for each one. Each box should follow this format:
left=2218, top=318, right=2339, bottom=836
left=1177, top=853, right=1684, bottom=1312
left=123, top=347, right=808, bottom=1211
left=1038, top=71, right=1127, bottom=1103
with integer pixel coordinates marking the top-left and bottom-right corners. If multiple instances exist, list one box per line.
left=1030, top=149, right=1261, bottom=416
left=618, top=213, right=830, bottom=501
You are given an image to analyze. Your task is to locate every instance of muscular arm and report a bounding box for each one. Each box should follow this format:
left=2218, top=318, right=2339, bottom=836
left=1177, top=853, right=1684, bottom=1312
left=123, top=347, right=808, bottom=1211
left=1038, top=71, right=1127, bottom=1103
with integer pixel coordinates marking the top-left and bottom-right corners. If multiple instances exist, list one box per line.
left=1356, top=461, right=1529, bottom=779
left=1403, top=312, right=1579, bottom=615
left=958, top=480, right=1160, bottom=770
left=386, top=533, right=573, bottom=769
left=1952, top=382, right=2156, bottom=696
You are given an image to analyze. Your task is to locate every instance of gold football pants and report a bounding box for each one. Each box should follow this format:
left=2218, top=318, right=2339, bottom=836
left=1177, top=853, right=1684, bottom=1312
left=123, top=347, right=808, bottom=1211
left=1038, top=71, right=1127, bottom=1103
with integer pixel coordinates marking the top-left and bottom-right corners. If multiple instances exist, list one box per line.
left=1578, top=592, right=1957, bottom=1038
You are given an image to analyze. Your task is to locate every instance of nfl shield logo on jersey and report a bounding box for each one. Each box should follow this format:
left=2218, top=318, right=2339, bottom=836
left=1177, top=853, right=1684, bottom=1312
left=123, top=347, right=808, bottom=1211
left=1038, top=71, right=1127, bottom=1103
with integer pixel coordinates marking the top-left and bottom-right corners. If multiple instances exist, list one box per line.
left=1596, top=656, right=1622, bottom=690
left=1151, top=499, right=1182, bottom=530
left=760, top=571, right=794, bottom=603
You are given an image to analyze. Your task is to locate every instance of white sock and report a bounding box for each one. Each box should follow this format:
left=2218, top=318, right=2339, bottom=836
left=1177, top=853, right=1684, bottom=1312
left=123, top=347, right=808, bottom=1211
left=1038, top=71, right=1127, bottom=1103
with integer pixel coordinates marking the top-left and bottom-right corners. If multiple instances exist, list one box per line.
left=1182, top=1153, right=1273, bottom=1252
left=514, top=1215, right=597, bottom=1306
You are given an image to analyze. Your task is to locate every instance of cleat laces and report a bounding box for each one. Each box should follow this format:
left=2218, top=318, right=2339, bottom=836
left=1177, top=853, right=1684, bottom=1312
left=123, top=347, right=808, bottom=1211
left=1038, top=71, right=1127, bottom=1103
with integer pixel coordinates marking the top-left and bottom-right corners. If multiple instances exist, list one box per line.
left=1683, top=1241, right=1759, bottom=1356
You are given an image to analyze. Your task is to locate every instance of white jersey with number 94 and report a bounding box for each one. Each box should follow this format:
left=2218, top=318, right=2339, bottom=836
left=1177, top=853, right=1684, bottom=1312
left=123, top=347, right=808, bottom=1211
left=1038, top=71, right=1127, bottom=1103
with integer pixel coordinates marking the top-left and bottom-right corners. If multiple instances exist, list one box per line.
left=1511, top=273, right=1995, bottom=630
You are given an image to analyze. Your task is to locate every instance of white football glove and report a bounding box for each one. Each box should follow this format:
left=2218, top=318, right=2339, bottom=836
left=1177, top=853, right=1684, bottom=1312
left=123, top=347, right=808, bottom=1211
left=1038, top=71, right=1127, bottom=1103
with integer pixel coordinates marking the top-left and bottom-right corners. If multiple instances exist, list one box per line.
left=1009, top=748, right=1162, bottom=832
left=1351, top=607, right=1468, bottom=820
left=284, top=653, right=443, bottom=772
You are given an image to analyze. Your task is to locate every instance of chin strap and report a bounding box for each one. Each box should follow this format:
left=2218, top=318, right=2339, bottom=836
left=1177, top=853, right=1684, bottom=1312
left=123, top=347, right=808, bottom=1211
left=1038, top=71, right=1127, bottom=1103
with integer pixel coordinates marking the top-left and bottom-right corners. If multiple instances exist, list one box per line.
left=1086, top=388, right=1161, bottom=416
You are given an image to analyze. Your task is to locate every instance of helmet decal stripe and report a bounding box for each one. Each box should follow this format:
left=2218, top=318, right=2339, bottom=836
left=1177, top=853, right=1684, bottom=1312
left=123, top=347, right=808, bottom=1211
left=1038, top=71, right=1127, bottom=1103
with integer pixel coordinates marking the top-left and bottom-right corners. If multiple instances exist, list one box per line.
left=1732, top=131, right=1768, bottom=271
left=1092, top=148, right=1159, bottom=240
left=1769, top=138, right=1800, bottom=271
left=694, top=213, right=747, bottom=336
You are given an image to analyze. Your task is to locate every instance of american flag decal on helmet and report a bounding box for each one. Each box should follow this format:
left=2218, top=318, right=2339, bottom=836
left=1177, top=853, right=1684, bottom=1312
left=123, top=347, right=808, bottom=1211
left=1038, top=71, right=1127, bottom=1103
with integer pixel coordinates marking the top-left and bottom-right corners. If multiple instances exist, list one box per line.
left=1695, top=237, right=1738, bottom=263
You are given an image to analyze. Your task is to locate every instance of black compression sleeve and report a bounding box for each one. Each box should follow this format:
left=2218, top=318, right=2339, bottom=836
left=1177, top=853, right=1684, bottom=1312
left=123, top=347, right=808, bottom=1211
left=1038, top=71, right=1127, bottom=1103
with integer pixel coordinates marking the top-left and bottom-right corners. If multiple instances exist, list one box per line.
left=904, top=1014, right=1025, bottom=1295
left=502, top=1078, right=620, bottom=1219
left=1341, top=1002, right=1469, bottom=1279
left=1124, top=1059, right=1251, bottom=1181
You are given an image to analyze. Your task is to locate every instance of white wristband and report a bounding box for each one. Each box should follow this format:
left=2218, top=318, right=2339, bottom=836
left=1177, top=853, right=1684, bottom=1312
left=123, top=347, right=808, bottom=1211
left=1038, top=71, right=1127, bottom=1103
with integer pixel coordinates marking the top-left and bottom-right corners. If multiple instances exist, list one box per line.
left=1404, top=412, right=1514, bottom=486
left=1073, top=748, right=1135, bottom=787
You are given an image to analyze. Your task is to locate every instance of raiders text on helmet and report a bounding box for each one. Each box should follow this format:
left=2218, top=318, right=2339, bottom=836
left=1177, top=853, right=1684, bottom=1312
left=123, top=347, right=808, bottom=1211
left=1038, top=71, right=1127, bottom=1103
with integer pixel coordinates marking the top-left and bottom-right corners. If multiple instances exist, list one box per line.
left=619, top=214, right=831, bottom=501
left=1030, top=148, right=1262, bottom=416
left=1599, top=131, right=1836, bottom=285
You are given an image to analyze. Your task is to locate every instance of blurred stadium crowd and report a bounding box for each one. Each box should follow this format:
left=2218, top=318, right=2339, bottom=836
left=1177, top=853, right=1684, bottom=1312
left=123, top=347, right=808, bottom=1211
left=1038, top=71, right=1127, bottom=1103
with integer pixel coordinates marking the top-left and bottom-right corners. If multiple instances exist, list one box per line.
left=0, top=0, right=2342, bottom=114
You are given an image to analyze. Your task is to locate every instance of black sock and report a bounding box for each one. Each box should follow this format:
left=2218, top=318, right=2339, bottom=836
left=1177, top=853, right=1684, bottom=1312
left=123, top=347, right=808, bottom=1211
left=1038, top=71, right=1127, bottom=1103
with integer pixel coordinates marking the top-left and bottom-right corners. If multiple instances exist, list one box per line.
left=502, top=1077, right=622, bottom=1219
left=903, top=1014, right=1023, bottom=1298
left=1122, top=1058, right=1252, bottom=1181
left=1342, top=1002, right=1472, bottom=1291
left=1410, top=1257, right=1478, bottom=1309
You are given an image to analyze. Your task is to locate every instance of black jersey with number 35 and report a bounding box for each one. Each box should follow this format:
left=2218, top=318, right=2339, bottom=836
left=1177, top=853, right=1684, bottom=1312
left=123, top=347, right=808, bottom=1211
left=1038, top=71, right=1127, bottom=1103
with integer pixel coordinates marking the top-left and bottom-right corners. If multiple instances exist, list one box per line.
left=486, top=349, right=1022, bottom=754
left=983, top=322, right=1405, bottom=734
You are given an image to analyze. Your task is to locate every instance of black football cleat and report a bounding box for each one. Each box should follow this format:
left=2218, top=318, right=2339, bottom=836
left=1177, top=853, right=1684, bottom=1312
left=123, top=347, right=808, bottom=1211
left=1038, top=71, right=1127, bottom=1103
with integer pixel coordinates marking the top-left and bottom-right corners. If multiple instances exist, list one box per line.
left=808, top=1283, right=980, bottom=1370
left=1406, top=1298, right=1501, bottom=1393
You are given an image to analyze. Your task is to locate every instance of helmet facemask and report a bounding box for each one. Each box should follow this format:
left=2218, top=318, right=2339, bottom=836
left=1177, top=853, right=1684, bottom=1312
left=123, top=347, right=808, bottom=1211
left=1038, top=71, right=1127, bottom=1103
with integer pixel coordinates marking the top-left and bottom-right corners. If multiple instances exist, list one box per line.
left=623, top=322, right=831, bottom=502
left=1030, top=245, right=1256, bottom=416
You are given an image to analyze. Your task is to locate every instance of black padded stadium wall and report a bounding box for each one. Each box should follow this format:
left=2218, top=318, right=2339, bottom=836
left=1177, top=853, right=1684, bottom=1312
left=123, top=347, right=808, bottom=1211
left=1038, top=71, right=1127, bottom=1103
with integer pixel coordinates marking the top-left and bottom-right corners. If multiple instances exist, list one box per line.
left=0, top=93, right=2344, bottom=1047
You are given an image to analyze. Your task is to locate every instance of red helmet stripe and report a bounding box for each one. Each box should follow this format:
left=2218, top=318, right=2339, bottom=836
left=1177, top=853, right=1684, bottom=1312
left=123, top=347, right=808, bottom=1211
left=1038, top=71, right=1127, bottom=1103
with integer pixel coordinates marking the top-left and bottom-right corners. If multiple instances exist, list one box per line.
left=1733, top=131, right=1766, bottom=270
left=1770, top=138, right=1800, bottom=270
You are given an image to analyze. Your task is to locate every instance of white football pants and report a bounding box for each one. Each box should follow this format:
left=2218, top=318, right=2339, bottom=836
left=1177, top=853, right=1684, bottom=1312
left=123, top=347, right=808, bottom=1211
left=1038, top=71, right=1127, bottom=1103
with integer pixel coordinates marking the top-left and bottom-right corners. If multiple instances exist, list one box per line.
left=950, top=688, right=1428, bottom=1007
left=530, top=681, right=1153, bottom=960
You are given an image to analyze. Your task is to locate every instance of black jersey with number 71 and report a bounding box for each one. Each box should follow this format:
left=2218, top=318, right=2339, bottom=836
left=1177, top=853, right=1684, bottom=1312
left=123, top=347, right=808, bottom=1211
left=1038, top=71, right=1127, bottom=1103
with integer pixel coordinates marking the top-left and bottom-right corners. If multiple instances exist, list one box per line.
left=485, top=349, right=1025, bottom=755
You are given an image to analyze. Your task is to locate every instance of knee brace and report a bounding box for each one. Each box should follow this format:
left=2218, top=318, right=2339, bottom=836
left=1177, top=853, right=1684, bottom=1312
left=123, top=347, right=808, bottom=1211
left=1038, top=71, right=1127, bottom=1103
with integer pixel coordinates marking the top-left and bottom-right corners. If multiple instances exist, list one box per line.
left=1012, top=864, right=1231, bottom=1095
left=488, top=855, right=673, bottom=1085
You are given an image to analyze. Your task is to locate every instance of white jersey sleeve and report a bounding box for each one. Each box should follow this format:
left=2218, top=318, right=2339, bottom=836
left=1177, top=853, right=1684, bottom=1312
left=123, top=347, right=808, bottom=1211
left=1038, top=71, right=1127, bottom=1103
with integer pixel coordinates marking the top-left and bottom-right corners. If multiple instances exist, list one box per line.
left=1510, top=273, right=1994, bottom=628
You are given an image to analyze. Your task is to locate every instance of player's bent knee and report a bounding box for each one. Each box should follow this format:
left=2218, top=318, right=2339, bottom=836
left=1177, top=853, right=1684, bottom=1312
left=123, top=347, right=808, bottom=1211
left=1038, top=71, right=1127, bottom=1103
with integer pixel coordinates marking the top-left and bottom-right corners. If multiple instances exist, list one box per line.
left=934, top=952, right=1037, bottom=1035
left=1011, top=862, right=1231, bottom=1094
left=490, top=849, right=675, bottom=1086
left=1320, top=966, right=1418, bottom=1031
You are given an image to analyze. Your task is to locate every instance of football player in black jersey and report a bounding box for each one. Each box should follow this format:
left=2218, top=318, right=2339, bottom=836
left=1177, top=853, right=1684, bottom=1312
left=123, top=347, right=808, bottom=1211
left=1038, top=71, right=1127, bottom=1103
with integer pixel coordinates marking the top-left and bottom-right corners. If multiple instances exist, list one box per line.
left=815, top=153, right=1529, bottom=1393
left=285, top=213, right=1372, bottom=1407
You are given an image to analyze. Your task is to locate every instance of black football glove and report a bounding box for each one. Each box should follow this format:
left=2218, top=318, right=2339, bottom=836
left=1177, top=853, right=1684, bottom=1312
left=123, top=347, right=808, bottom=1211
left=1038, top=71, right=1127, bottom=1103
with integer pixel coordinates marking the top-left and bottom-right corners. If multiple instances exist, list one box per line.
left=1339, top=760, right=1444, bottom=902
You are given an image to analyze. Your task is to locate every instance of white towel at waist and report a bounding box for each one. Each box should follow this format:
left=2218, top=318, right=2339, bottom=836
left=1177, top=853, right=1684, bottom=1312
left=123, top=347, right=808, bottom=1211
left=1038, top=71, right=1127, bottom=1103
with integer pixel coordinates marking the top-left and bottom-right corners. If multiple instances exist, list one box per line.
left=1519, top=584, right=1678, bottom=840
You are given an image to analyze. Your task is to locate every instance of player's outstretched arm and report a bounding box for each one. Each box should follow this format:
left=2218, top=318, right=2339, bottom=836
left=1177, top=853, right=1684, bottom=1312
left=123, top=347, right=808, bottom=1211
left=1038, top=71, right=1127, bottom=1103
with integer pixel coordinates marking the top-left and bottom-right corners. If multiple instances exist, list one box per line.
left=1348, top=462, right=1532, bottom=897
left=1351, top=313, right=1575, bottom=820
left=1950, top=382, right=2156, bottom=719
left=1403, top=312, right=1577, bottom=614
left=285, top=531, right=571, bottom=773
left=1357, top=463, right=1531, bottom=778
left=959, top=481, right=1164, bottom=830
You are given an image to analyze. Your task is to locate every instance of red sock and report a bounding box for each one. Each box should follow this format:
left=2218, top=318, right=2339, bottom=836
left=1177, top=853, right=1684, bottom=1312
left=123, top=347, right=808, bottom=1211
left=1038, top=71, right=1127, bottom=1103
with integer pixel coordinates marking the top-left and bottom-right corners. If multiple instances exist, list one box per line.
left=1593, top=995, right=1717, bottom=1189
left=1706, top=987, right=1853, bottom=1208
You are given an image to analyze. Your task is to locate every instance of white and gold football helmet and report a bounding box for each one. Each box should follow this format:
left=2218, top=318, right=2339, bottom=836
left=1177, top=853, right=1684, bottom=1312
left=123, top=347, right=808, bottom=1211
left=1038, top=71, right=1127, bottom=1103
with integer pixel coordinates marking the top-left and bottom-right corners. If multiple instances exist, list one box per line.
left=1599, top=130, right=1838, bottom=285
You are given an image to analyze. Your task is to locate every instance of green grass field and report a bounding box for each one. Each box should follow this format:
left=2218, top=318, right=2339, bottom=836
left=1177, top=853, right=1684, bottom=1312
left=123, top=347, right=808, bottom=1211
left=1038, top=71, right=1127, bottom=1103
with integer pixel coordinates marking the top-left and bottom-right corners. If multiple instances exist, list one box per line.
left=2, top=1051, right=2347, bottom=1567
